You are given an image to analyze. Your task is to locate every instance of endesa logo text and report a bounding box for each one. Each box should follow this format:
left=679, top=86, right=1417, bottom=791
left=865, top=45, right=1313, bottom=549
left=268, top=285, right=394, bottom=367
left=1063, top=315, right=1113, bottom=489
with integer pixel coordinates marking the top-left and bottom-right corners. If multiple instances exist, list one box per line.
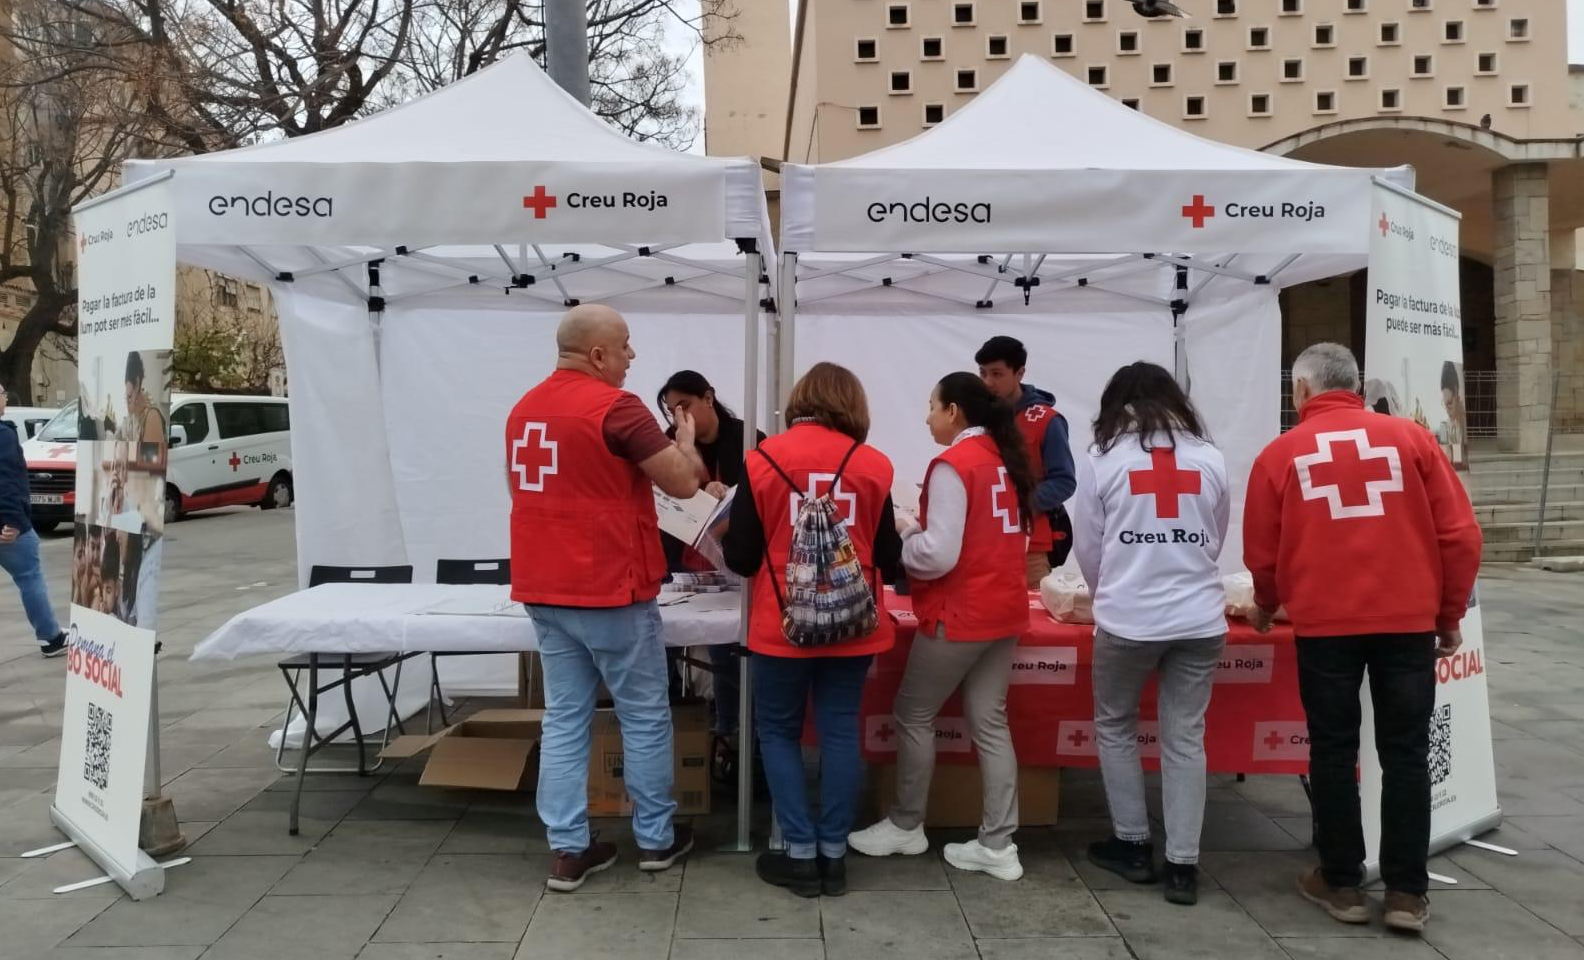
left=866, top=197, right=992, bottom=225
left=209, top=192, right=334, bottom=218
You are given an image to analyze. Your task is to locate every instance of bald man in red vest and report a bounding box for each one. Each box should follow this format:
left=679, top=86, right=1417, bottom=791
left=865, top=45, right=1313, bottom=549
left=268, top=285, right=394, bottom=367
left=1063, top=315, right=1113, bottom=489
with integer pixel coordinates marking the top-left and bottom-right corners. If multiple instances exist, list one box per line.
left=507, top=304, right=708, bottom=892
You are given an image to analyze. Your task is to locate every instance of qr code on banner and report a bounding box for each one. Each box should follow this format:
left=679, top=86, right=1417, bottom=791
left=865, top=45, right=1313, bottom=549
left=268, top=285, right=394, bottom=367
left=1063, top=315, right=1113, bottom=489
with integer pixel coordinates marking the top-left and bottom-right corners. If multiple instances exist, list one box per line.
left=1429, top=703, right=1453, bottom=787
left=83, top=703, right=112, bottom=791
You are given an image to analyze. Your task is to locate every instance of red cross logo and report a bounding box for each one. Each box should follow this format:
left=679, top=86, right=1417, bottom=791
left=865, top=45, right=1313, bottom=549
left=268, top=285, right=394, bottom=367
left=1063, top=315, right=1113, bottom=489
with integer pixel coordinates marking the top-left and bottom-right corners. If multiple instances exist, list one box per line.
left=1024, top=405, right=1050, bottom=423
left=522, top=185, right=558, bottom=219
left=792, top=475, right=857, bottom=529
left=1067, top=727, right=1090, bottom=748
left=989, top=466, right=1020, bottom=534
left=1294, top=429, right=1403, bottom=520
left=228, top=453, right=241, bottom=472
left=874, top=722, right=895, bottom=744
left=1181, top=194, right=1216, bottom=228
left=511, top=421, right=559, bottom=492
left=48, top=444, right=74, bottom=458
left=1263, top=730, right=1285, bottom=751
left=1128, top=447, right=1202, bottom=520
left=1379, top=213, right=1391, bottom=237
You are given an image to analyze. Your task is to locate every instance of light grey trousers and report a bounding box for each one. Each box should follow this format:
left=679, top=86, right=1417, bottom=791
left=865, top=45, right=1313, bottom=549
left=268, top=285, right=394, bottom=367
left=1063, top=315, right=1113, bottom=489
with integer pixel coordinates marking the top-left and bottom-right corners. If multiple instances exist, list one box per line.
left=888, top=629, right=1021, bottom=850
left=1092, top=627, right=1226, bottom=866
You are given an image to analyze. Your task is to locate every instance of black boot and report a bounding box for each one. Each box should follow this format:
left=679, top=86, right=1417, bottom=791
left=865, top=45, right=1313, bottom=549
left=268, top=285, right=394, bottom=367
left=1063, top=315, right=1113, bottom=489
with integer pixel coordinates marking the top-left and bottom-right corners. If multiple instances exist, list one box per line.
left=1163, top=861, right=1198, bottom=905
left=817, top=854, right=847, bottom=897
left=1087, top=836, right=1158, bottom=884
left=756, top=852, right=821, bottom=898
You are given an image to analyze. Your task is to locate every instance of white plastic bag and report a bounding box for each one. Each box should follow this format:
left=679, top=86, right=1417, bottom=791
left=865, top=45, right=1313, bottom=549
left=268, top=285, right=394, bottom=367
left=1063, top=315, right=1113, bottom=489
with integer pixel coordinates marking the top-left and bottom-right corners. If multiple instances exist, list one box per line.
left=1040, top=570, right=1094, bottom=624
left=1222, top=571, right=1287, bottom=622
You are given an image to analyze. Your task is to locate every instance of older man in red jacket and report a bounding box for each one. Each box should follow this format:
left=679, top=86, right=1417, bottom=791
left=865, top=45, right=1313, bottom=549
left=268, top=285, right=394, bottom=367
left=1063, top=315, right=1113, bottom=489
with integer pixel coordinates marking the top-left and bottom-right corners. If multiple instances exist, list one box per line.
left=1244, top=342, right=1481, bottom=936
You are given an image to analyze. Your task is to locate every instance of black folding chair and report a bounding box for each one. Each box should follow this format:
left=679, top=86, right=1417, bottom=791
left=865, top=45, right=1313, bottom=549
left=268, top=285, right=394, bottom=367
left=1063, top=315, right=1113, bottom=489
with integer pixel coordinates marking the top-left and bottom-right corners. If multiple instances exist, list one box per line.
left=274, top=564, right=415, bottom=834
left=429, top=559, right=512, bottom=731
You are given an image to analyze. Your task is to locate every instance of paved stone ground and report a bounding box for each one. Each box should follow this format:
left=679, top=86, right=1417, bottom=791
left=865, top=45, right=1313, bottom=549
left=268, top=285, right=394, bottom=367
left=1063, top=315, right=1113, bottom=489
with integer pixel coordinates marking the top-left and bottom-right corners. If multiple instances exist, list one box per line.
left=3, top=508, right=1584, bottom=960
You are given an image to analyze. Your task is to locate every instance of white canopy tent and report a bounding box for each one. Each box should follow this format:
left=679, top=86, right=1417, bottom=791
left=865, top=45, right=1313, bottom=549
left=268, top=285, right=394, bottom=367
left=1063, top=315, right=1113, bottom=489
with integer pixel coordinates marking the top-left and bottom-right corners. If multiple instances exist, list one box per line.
left=129, top=54, right=773, bottom=845
left=778, top=55, right=1418, bottom=573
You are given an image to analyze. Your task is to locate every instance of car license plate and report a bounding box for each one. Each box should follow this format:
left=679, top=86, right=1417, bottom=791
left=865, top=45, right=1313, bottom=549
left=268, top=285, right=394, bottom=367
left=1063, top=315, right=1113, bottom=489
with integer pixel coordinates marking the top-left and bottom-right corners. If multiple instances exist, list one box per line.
left=30, top=493, right=64, bottom=505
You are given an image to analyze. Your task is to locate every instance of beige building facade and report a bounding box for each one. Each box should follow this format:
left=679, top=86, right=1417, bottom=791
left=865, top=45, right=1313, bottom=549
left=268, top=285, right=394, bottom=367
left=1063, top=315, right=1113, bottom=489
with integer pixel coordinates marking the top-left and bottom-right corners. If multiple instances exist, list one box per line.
left=710, top=0, right=1584, bottom=451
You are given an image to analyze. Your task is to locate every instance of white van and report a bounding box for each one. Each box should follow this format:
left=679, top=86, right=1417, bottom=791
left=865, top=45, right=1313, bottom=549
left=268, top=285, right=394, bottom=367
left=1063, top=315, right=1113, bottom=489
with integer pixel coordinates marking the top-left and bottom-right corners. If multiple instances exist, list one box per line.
left=2, top=406, right=59, bottom=440
left=23, top=394, right=292, bottom=532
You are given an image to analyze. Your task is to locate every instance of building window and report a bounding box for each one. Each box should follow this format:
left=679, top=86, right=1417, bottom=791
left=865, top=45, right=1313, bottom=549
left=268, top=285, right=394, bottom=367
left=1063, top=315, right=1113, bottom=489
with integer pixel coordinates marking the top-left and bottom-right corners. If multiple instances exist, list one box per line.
left=1380, top=88, right=1402, bottom=111
left=1216, top=0, right=1236, bottom=16
left=887, top=4, right=910, bottom=28
left=952, top=3, right=975, bottom=27
left=1314, top=23, right=1336, bottom=47
left=1347, top=56, right=1369, bottom=79
left=923, top=103, right=945, bottom=126
left=1509, top=83, right=1530, bottom=106
left=1412, top=55, right=1434, bottom=77
left=956, top=69, right=978, bottom=91
left=1087, top=65, right=1109, bottom=88
left=855, top=38, right=878, bottom=62
left=1476, top=51, right=1498, bottom=74
left=1084, top=0, right=1105, bottom=21
left=1184, top=95, right=1207, bottom=119
left=1248, top=27, right=1270, bottom=49
left=1474, top=0, right=1497, bottom=8
left=1151, top=63, right=1175, bottom=86
left=1019, top=2, right=1042, bottom=25
left=1379, top=22, right=1400, bottom=44
left=1345, top=0, right=1366, bottom=11
left=921, top=36, right=944, bottom=59
left=1408, top=0, right=1431, bottom=11
left=1053, top=33, right=1075, bottom=57
left=1282, top=59, right=1304, bottom=81
left=1183, top=28, right=1205, bottom=52
left=1280, top=0, right=1302, bottom=14
left=857, top=105, right=881, bottom=128
left=217, top=278, right=240, bottom=308
left=244, top=285, right=264, bottom=312
left=1118, top=31, right=1140, bottom=55
left=1315, top=90, right=1337, bottom=113
left=987, top=35, right=1010, bottom=58
left=890, top=71, right=912, bottom=94
left=1508, top=18, right=1528, bottom=41
left=1217, top=60, right=1239, bottom=84
left=1444, top=86, right=1466, bottom=109
left=1121, top=98, right=1141, bottom=110
left=1444, top=20, right=1465, bottom=43
left=1249, top=93, right=1273, bottom=116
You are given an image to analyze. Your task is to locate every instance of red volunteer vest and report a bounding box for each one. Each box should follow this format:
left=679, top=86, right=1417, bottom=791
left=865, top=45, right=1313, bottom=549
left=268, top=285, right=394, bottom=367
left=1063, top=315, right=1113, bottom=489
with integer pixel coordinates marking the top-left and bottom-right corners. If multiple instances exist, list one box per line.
left=1016, top=403, right=1058, bottom=552
left=506, top=369, right=665, bottom=607
left=911, top=434, right=1031, bottom=642
left=743, top=423, right=895, bottom=659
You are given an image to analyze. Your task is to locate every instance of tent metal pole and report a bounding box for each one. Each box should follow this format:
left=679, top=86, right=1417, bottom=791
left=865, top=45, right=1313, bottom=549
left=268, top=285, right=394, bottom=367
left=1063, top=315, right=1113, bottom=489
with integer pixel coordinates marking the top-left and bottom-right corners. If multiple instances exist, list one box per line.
left=1171, top=265, right=1191, bottom=392
left=531, top=244, right=576, bottom=304
left=303, top=247, right=373, bottom=302
left=1189, top=255, right=1239, bottom=301
left=1151, top=253, right=1260, bottom=284
left=728, top=247, right=763, bottom=854
left=795, top=254, right=897, bottom=282
left=777, top=253, right=799, bottom=418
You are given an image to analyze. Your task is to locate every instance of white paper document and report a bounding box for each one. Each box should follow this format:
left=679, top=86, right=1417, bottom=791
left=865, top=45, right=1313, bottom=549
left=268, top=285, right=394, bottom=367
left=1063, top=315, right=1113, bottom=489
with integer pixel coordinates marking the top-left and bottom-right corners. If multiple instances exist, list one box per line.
left=653, top=486, right=734, bottom=548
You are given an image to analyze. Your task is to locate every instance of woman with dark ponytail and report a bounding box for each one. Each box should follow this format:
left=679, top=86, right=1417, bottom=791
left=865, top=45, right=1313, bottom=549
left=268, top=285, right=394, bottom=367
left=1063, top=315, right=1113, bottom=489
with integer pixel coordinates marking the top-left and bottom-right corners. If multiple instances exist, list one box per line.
left=849, top=372, right=1034, bottom=882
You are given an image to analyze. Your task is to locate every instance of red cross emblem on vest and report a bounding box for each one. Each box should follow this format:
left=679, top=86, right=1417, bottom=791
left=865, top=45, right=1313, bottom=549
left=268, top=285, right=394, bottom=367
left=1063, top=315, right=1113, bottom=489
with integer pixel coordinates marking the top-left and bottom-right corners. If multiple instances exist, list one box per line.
left=1294, top=429, right=1403, bottom=520
left=511, top=422, right=559, bottom=492
left=1023, top=406, right=1050, bottom=423
left=1128, top=448, right=1201, bottom=520
left=989, top=466, right=1020, bottom=533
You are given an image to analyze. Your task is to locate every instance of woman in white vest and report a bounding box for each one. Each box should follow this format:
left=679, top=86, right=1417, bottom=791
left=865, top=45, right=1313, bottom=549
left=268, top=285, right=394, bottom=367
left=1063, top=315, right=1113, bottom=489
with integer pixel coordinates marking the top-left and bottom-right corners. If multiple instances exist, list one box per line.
left=1073, top=361, right=1229, bottom=908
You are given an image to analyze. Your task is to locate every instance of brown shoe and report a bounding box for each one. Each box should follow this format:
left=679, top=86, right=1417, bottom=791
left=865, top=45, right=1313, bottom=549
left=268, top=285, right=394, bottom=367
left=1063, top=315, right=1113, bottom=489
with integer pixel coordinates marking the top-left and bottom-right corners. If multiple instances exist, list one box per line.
left=546, top=839, right=618, bottom=892
left=1297, top=867, right=1370, bottom=924
left=1383, top=890, right=1430, bottom=933
left=638, top=824, right=694, bottom=872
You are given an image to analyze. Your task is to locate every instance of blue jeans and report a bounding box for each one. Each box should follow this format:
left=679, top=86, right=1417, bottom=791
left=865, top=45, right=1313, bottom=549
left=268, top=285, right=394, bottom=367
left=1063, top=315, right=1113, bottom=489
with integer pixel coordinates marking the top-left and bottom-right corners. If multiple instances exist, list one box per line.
left=754, top=653, right=873, bottom=860
left=710, top=643, right=741, bottom=737
left=528, top=601, right=675, bottom=853
left=0, top=528, right=61, bottom=644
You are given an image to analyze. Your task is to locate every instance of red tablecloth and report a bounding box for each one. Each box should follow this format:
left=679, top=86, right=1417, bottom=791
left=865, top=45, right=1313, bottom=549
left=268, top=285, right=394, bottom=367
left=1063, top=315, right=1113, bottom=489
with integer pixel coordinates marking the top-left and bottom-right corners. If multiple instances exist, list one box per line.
left=858, top=591, right=1309, bottom=775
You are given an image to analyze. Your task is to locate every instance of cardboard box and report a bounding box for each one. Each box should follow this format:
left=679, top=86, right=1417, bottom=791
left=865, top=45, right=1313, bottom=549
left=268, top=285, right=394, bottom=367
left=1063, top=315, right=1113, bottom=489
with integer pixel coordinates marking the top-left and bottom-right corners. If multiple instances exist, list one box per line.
left=588, top=703, right=712, bottom=817
left=867, top=763, right=1061, bottom=828
left=382, top=709, right=543, bottom=791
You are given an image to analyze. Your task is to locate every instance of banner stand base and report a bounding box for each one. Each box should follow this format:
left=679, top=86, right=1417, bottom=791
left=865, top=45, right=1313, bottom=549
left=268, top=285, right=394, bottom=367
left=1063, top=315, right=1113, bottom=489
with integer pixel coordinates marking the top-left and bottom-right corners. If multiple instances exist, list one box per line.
left=1362, top=809, right=1503, bottom=885
left=49, top=805, right=165, bottom=901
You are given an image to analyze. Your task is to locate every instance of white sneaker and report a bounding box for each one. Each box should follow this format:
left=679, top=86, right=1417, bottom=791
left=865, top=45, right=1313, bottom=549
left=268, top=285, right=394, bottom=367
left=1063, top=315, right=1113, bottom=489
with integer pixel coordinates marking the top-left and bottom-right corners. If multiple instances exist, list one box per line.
left=848, top=818, right=929, bottom=857
left=944, top=839, right=1024, bottom=881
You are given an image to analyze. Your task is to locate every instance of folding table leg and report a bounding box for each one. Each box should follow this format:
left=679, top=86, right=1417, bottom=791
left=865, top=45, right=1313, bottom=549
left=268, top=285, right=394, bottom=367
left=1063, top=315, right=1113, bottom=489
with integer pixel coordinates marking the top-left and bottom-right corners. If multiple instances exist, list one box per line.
left=342, top=656, right=368, bottom=777
left=289, top=655, right=319, bottom=836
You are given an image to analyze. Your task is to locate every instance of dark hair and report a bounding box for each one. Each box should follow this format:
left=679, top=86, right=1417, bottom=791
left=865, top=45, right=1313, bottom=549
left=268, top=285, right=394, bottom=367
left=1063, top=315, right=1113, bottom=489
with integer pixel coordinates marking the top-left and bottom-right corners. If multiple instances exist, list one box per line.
left=1092, top=361, right=1209, bottom=454
left=786, top=362, right=870, bottom=442
left=657, top=369, right=737, bottom=423
left=100, top=532, right=121, bottom=583
left=935, top=371, right=1036, bottom=530
left=125, top=351, right=144, bottom=386
left=974, top=336, right=1027, bottom=372
left=1440, top=360, right=1460, bottom=397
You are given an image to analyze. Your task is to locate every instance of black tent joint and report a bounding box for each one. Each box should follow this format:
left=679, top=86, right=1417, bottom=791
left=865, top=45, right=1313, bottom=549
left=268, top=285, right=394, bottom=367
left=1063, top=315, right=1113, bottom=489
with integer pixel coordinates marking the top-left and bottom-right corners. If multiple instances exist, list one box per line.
left=975, top=299, right=993, bottom=309
left=276, top=271, right=295, bottom=282
left=735, top=238, right=758, bottom=255
left=512, top=273, right=535, bottom=287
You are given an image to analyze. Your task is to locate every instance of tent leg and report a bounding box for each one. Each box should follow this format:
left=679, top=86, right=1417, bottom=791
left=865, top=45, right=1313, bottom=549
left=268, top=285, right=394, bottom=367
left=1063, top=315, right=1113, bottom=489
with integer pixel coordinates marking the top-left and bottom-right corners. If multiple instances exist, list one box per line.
left=725, top=248, right=763, bottom=854
left=777, top=253, right=799, bottom=420
left=1171, top=265, right=1190, bottom=392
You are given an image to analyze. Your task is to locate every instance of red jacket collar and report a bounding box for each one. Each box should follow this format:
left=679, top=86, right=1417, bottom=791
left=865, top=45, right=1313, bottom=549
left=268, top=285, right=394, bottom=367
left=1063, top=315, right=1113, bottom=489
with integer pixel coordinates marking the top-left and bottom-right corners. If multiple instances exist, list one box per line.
left=1298, top=390, right=1364, bottom=422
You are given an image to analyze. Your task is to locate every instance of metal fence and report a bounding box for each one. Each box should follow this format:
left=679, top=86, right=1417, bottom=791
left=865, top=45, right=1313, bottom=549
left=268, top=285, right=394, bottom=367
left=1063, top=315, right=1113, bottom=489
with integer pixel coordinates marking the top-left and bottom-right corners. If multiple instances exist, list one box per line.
left=1280, top=368, right=1509, bottom=439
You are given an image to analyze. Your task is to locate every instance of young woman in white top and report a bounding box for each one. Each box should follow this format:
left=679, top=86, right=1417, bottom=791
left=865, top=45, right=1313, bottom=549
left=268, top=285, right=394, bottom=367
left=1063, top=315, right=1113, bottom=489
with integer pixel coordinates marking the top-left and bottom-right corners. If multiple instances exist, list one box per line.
left=1072, top=361, right=1230, bottom=907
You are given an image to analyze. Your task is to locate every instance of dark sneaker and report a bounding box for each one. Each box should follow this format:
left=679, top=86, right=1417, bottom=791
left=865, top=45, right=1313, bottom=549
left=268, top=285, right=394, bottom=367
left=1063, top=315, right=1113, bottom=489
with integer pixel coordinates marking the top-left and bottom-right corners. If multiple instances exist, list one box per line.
left=817, top=854, right=848, bottom=897
left=638, top=824, right=694, bottom=872
left=1297, top=867, right=1370, bottom=924
left=1087, top=836, right=1158, bottom=884
left=546, top=839, right=617, bottom=892
left=1163, top=861, right=1198, bottom=906
left=755, top=852, right=821, bottom=898
left=40, top=633, right=67, bottom=658
left=1383, top=890, right=1430, bottom=933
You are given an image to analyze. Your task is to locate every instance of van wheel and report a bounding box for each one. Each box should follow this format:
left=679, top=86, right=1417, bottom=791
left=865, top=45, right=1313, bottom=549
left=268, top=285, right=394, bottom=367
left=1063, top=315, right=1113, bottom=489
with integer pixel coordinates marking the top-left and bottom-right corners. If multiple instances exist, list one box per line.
left=261, top=473, right=293, bottom=510
left=164, top=487, right=183, bottom=525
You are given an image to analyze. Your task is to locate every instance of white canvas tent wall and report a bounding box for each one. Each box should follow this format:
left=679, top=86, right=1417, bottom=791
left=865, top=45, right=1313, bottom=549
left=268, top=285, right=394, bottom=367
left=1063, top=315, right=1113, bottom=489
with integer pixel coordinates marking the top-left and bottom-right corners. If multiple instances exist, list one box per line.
left=125, top=55, right=772, bottom=844
left=778, top=55, right=1417, bottom=573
